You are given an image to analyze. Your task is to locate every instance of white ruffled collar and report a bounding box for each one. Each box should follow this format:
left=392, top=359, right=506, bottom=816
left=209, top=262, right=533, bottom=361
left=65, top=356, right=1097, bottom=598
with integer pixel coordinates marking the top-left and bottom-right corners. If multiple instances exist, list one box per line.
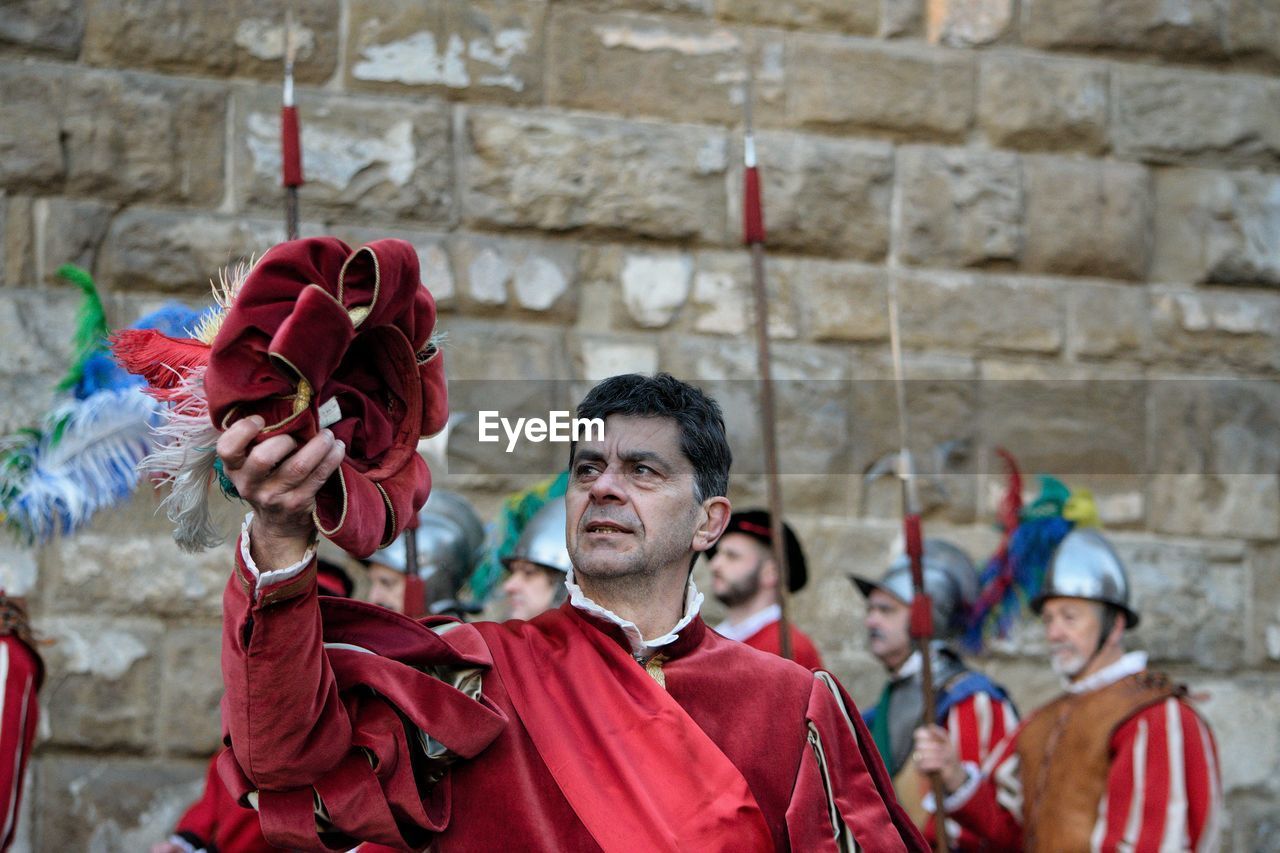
left=565, top=566, right=703, bottom=659
left=1065, top=650, right=1149, bottom=694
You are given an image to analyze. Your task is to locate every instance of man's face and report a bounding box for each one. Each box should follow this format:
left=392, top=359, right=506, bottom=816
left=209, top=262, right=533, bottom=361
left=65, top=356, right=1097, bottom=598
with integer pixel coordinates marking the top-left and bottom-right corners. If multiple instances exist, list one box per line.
left=708, top=532, right=770, bottom=608
left=502, top=559, right=561, bottom=620
left=566, top=415, right=712, bottom=583
left=1041, top=597, right=1105, bottom=678
left=865, top=589, right=913, bottom=670
left=367, top=563, right=406, bottom=613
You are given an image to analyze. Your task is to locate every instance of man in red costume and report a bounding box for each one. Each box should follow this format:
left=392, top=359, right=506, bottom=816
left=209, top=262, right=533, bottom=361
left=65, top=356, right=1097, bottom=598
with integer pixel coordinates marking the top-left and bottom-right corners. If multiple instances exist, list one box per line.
left=913, top=529, right=1222, bottom=851
left=706, top=510, right=824, bottom=669
left=0, top=595, right=40, bottom=853
left=215, top=372, right=926, bottom=852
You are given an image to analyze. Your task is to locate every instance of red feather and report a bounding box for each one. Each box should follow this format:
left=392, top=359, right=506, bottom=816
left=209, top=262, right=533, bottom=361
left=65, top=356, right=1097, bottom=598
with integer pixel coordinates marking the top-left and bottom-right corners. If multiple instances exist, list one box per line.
left=109, top=329, right=211, bottom=398
left=993, top=447, right=1023, bottom=552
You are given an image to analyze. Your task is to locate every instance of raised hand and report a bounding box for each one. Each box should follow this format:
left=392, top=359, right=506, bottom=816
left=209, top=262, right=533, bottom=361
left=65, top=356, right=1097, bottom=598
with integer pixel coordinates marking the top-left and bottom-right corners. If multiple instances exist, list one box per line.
left=913, top=724, right=968, bottom=794
left=215, top=416, right=345, bottom=570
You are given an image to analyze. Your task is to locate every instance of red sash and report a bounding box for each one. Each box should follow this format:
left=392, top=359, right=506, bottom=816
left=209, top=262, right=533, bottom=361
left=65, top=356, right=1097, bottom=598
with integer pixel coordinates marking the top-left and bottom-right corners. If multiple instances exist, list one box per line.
left=481, top=608, right=773, bottom=852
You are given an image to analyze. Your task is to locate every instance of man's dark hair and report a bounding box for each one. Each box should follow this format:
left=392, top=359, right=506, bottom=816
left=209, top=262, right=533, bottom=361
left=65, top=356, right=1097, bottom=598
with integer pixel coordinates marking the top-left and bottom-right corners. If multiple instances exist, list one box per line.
left=572, top=373, right=732, bottom=501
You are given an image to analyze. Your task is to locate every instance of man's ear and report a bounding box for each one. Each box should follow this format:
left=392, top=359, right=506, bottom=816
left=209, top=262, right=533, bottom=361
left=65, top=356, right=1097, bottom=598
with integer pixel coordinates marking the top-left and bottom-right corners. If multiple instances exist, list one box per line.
left=692, top=496, right=732, bottom=553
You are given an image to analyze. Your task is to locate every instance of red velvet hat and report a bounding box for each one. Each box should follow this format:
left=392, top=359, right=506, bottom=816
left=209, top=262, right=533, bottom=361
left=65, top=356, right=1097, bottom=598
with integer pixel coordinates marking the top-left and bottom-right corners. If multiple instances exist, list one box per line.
left=204, top=237, right=448, bottom=558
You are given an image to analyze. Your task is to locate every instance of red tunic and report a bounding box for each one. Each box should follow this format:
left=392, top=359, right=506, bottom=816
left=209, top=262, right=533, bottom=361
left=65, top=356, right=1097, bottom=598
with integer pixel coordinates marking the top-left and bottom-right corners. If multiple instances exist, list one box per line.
left=173, top=753, right=279, bottom=852
left=0, top=635, right=39, bottom=853
left=944, top=684, right=1221, bottom=851
left=739, top=620, right=825, bottom=670
left=217, top=547, right=926, bottom=852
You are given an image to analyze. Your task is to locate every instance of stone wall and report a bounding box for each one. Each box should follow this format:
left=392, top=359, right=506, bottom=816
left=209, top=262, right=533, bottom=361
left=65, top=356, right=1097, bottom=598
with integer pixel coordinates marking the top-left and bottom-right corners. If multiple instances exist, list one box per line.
left=1, top=0, right=1278, bottom=848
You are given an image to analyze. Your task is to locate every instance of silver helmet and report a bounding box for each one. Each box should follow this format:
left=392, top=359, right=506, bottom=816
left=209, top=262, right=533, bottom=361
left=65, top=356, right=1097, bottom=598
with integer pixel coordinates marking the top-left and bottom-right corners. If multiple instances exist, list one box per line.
left=849, top=539, right=979, bottom=638
left=1031, top=528, right=1139, bottom=628
left=503, top=500, right=571, bottom=574
left=369, top=490, right=486, bottom=598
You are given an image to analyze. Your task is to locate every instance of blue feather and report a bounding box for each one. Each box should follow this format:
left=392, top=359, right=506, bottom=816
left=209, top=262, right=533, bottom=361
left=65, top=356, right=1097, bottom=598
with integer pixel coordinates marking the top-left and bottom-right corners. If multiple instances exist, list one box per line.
left=1, top=389, right=160, bottom=544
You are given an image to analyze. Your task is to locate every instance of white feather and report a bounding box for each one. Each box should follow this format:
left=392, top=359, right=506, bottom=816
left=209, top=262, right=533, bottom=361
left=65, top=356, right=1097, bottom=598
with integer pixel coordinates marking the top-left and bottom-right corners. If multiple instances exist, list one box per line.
left=138, top=368, right=226, bottom=552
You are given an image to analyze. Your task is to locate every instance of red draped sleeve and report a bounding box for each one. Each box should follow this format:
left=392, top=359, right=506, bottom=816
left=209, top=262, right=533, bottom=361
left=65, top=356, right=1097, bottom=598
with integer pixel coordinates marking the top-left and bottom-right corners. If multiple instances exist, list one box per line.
left=787, top=672, right=929, bottom=852
left=218, top=542, right=506, bottom=852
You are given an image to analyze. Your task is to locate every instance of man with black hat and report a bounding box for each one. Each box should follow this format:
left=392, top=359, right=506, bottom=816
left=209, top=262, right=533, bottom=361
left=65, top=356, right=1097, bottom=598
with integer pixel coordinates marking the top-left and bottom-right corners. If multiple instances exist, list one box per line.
left=851, top=539, right=1017, bottom=850
left=707, top=509, right=824, bottom=669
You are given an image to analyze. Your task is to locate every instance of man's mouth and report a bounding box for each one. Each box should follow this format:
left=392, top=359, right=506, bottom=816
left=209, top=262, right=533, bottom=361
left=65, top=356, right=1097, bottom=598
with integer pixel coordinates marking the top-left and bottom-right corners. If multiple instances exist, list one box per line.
left=585, top=521, right=631, bottom=534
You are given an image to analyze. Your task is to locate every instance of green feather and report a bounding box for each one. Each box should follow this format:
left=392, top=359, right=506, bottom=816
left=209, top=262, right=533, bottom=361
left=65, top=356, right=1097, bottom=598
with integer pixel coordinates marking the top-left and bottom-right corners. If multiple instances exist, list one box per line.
left=55, top=264, right=110, bottom=393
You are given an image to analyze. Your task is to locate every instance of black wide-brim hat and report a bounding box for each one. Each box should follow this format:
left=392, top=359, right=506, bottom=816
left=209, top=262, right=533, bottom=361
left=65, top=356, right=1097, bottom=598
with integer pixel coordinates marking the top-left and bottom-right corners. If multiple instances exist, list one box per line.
left=707, top=509, right=808, bottom=593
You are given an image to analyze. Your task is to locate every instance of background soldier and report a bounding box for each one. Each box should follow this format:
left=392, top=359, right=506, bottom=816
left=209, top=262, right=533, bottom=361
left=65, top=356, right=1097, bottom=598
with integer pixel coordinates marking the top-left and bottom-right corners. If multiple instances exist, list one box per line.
left=500, top=498, right=571, bottom=620
left=851, top=539, right=1017, bottom=850
left=914, top=528, right=1223, bottom=851
left=364, top=489, right=485, bottom=618
left=706, top=509, right=824, bottom=668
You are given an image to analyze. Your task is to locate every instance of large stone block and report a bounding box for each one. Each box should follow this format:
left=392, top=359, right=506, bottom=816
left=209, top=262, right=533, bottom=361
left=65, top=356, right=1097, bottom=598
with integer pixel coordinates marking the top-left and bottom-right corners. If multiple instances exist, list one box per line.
left=61, top=70, right=226, bottom=205
left=977, top=54, right=1107, bottom=154
left=548, top=10, right=763, bottom=125
left=97, top=208, right=290, bottom=298
left=449, top=233, right=579, bottom=318
left=462, top=108, right=729, bottom=243
left=1022, top=0, right=1226, bottom=58
left=1147, top=379, right=1280, bottom=540
left=894, top=271, right=1062, bottom=355
left=796, top=259, right=888, bottom=343
left=1150, top=287, right=1280, bottom=372
left=926, top=0, right=1014, bottom=46
left=0, top=67, right=67, bottom=192
left=0, top=0, right=83, bottom=56
left=727, top=133, right=893, bottom=259
left=24, top=198, right=116, bottom=288
left=39, top=617, right=161, bottom=751
left=1225, top=0, right=1280, bottom=63
left=895, top=146, right=1022, bottom=269
left=1112, top=66, right=1280, bottom=167
left=1066, top=280, right=1149, bottom=361
left=715, top=0, right=878, bottom=33
left=1196, top=677, right=1280, bottom=795
left=1119, top=536, right=1248, bottom=669
left=40, top=499, right=233, bottom=619
left=346, top=0, right=544, bottom=102
left=0, top=288, right=81, bottom=380
left=619, top=251, right=693, bottom=329
left=977, top=362, right=1147, bottom=482
left=36, top=756, right=206, bottom=852
left=576, top=335, right=660, bottom=381
left=435, top=318, right=570, bottom=478
left=236, top=87, right=454, bottom=223
left=84, top=0, right=339, bottom=82
left=158, top=626, right=224, bottom=756
left=1152, top=168, right=1280, bottom=287
left=686, top=250, right=799, bottom=338
left=1022, top=156, right=1151, bottom=280
left=787, top=36, right=974, bottom=140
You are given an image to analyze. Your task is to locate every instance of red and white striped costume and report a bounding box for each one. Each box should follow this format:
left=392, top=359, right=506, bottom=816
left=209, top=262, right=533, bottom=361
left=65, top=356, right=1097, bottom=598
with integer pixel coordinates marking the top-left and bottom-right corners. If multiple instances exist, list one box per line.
left=0, top=634, right=40, bottom=853
left=934, top=652, right=1222, bottom=852
left=928, top=689, right=1019, bottom=850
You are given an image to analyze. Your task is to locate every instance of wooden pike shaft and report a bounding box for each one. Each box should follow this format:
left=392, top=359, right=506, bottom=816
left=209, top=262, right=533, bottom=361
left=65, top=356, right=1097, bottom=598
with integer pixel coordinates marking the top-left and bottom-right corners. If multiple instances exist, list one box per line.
left=741, top=69, right=793, bottom=661
left=888, top=282, right=950, bottom=853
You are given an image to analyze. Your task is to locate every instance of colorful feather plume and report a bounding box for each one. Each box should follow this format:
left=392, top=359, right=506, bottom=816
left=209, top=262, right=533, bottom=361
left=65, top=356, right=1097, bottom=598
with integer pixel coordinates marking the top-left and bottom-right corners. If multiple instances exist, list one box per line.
left=963, top=452, right=1081, bottom=653
left=0, top=390, right=160, bottom=544
left=55, top=265, right=110, bottom=397
left=0, top=264, right=206, bottom=545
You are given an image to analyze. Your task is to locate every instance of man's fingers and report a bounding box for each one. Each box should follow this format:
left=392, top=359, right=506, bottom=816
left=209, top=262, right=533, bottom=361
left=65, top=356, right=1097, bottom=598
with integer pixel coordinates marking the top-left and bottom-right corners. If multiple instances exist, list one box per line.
left=272, top=431, right=340, bottom=490
left=215, top=415, right=266, bottom=471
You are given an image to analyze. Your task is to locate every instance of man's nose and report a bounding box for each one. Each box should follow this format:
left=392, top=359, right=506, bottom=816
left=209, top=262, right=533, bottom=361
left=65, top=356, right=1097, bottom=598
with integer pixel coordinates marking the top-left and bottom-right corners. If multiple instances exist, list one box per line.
left=588, top=464, right=625, bottom=502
